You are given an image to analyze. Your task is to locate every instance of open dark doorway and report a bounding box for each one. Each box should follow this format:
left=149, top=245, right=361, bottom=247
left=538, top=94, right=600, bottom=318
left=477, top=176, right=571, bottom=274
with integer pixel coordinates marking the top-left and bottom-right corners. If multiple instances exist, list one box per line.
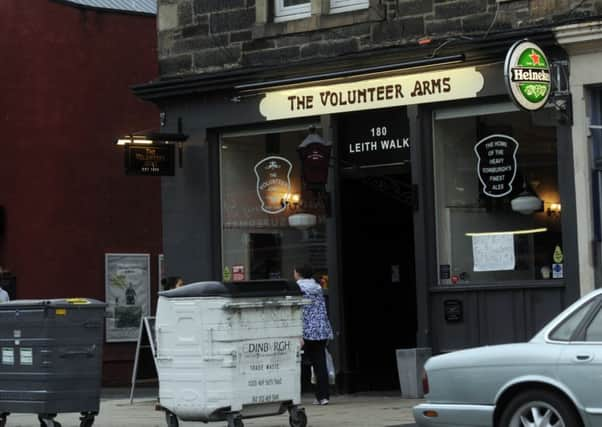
left=337, top=107, right=417, bottom=391
left=340, top=170, right=417, bottom=391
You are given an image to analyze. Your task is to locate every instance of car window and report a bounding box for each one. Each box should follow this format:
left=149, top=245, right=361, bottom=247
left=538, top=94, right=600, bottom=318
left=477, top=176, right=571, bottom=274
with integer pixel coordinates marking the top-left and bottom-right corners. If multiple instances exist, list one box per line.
left=585, top=307, right=602, bottom=341
left=549, top=298, right=597, bottom=341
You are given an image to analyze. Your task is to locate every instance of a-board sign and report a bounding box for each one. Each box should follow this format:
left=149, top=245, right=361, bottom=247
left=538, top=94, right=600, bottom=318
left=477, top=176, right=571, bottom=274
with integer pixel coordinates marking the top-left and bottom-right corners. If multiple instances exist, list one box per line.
left=474, top=134, right=519, bottom=198
left=129, top=316, right=158, bottom=403
left=338, top=107, right=410, bottom=168
left=125, top=144, right=175, bottom=176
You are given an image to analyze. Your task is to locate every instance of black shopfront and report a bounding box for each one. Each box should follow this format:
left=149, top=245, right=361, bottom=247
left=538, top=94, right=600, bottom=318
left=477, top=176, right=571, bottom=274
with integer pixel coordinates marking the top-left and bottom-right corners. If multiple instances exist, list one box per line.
left=134, top=35, right=579, bottom=392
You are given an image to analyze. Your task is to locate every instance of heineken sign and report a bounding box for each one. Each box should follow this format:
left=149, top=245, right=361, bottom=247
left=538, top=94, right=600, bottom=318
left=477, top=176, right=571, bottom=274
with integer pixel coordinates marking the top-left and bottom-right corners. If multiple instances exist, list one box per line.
left=504, top=40, right=551, bottom=111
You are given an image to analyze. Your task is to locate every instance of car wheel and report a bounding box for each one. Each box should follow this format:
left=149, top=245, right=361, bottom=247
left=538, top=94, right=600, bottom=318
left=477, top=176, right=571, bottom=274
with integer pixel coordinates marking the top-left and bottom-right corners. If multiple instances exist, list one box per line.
left=499, top=389, right=581, bottom=427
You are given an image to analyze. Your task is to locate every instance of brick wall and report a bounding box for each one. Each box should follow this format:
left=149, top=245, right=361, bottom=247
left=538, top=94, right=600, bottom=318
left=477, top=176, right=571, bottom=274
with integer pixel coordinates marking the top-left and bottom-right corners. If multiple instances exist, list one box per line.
left=157, top=0, right=602, bottom=77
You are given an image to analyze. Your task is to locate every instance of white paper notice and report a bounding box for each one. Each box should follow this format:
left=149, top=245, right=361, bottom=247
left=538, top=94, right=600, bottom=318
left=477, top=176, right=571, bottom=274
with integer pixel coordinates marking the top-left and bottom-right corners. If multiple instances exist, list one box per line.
left=472, top=234, right=516, bottom=272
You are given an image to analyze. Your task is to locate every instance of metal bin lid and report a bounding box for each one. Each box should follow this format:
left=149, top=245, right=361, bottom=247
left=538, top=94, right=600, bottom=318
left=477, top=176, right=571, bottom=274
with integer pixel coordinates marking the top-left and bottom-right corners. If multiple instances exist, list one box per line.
left=0, top=298, right=106, bottom=309
left=159, top=280, right=302, bottom=298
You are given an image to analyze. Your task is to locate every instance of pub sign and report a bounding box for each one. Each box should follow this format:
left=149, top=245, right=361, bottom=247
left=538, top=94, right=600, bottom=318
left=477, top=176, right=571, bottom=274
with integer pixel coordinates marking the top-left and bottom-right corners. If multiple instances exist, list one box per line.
left=125, top=144, right=175, bottom=176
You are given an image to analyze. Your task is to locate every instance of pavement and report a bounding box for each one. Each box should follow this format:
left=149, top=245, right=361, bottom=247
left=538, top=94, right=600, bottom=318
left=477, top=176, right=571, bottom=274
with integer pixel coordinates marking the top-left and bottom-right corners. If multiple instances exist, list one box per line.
left=1, top=389, right=421, bottom=427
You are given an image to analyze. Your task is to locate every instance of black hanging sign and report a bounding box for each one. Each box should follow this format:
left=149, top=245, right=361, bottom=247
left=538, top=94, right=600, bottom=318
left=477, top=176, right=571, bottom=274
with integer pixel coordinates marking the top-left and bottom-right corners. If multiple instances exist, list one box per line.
left=474, top=134, right=519, bottom=198
left=339, top=107, right=410, bottom=168
left=125, top=144, right=175, bottom=176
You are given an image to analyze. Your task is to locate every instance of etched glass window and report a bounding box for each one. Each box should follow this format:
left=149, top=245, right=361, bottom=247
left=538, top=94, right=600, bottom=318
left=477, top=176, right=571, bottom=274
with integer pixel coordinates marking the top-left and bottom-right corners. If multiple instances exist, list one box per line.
left=220, top=126, right=330, bottom=285
left=434, top=104, right=563, bottom=285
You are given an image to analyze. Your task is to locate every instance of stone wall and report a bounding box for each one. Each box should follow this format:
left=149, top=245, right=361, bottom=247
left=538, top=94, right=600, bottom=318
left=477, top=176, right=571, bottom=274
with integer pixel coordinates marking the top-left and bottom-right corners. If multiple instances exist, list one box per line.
left=157, top=0, right=602, bottom=77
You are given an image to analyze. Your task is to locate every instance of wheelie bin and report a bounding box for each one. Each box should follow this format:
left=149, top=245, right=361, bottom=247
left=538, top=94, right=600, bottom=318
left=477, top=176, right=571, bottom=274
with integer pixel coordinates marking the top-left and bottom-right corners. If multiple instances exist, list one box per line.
left=155, top=280, right=308, bottom=427
left=0, top=298, right=106, bottom=427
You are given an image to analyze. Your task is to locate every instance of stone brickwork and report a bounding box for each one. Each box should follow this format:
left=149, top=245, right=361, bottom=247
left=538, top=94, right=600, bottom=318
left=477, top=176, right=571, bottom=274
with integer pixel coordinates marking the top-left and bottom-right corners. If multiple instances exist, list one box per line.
left=157, top=0, right=602, bottom=78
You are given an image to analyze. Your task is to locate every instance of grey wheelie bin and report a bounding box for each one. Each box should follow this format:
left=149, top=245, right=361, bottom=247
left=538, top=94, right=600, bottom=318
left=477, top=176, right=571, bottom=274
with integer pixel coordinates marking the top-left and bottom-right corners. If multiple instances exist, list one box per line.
left=155, top=280, right=308, bottom=427
left=0, top=298, right=106, bottom=427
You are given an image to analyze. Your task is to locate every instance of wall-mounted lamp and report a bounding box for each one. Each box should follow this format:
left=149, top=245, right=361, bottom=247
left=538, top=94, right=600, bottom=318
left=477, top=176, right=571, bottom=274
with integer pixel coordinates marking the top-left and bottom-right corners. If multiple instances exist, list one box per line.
left=280, top=193, right=318, bottom=229
left=547, top=203, right=562, bottom=217
left=281, top=193, right=301, bottom=210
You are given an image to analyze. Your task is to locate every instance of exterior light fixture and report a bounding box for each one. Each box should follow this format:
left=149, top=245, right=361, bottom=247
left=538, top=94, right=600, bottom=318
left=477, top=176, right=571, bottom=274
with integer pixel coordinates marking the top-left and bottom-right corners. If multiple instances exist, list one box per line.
left=114, top=118, right=189, bottom=175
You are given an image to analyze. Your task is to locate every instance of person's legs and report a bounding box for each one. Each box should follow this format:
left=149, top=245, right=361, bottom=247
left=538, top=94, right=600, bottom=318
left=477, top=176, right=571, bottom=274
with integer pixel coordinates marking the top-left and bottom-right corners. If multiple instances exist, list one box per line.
left=304, top=340, right=329, bottom=402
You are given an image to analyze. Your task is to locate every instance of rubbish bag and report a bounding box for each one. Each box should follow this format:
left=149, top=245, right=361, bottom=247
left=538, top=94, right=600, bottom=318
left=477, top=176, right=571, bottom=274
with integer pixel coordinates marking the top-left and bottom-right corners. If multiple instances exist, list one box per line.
left=326, top=349, right=335, bottom=385
left=310, top=348, right=336, bottom=385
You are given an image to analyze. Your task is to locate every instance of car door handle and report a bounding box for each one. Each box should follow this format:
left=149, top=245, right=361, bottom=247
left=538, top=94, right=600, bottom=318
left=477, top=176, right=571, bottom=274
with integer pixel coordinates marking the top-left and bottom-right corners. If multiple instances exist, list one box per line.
left=575, top=354, right=593, bottom=362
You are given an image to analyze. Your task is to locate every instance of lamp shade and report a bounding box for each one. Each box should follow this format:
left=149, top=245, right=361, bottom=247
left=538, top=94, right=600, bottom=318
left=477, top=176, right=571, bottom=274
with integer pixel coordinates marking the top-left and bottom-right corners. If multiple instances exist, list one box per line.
left=511, top=192, right=543, bottom=215
left=288, top=213, right=317, bottom=229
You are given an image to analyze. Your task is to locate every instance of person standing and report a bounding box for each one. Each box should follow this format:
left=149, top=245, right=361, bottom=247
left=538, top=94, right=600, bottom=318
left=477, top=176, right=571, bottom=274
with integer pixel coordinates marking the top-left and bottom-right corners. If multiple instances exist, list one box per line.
left=295, top=264, right=333, bottom=406
left=0, top=283, right=9, bottom=303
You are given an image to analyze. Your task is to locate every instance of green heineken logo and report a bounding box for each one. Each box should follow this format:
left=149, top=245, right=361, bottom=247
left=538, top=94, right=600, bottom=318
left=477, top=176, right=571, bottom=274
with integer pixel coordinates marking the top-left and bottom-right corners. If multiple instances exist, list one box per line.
left=504, top=40, right=551, bottom=111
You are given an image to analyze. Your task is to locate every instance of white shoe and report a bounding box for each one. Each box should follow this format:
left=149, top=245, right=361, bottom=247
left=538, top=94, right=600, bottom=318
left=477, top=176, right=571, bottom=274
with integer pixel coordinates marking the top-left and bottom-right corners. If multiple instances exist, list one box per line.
left=312, top=398, right=329, bottom=405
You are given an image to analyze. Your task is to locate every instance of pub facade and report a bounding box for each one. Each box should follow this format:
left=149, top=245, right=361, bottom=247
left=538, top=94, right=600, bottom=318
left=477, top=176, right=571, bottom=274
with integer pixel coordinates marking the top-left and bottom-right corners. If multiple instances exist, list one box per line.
left=133, top=0, right=601, bottom=391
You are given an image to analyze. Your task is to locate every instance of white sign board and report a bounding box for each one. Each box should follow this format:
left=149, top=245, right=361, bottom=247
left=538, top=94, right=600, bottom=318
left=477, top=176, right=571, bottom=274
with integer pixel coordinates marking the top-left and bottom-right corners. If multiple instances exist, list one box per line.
left=105, top=253, right=151, bottom=342
left=260, top=67, right=484, bottom=120
left=472, top=234, right=516, bottom=272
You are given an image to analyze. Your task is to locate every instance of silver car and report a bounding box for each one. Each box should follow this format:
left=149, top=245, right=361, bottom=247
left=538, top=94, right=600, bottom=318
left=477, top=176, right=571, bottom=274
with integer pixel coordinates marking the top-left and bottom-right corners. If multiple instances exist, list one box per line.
left=413, top=288, right=602, bottom=427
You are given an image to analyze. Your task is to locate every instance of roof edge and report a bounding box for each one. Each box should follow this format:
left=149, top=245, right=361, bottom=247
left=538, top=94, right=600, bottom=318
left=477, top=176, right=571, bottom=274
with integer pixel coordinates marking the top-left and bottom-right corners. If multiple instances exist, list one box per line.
left=49, top=0, right=156, bottom=17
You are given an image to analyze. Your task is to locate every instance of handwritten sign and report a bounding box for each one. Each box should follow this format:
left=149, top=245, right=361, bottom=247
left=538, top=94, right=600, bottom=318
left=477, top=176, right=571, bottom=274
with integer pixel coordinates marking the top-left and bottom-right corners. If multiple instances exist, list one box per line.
left=474, top=134, right=519, bottom=198
left=259, top=67, right=484, bottom=120
left=472, top=234, right=516, bottom=272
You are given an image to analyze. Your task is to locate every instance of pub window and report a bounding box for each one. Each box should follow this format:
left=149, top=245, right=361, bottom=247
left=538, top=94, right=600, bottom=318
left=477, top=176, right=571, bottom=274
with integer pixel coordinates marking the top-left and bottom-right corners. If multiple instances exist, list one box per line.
left=330, top=0, right=369, bottom=14
left=434, top=103, right=563, bottom=285
left=274, top=0, right=311, bottom=22
left=220, top=126, right=330, bottom=285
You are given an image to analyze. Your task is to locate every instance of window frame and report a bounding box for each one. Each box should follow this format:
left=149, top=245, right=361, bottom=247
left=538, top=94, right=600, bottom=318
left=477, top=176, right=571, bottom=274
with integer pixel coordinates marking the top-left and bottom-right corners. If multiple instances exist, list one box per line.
left=218, top=122, right=322, bottom=277
left=432, top=101, right=563, bottom=287
left=274, top=0, right=311, bottom=23
left=329, top=0, right=369, bottom=14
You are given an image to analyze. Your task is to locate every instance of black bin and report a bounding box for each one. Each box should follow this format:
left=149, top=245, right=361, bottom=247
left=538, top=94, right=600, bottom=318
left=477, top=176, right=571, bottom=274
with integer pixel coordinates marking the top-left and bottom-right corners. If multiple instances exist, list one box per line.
left=0, top=298, right=106, bottom=427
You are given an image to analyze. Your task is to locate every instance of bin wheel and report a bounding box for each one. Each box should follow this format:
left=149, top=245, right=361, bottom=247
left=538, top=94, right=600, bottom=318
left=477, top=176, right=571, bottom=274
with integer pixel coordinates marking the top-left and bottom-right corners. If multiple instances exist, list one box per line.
left=0, top=415, right=6, bottom=427
left=289, top=407, right=307, bottom=427
left=227, top=414, right=244, bottom=427
left=165, top=410, right=179, bottom=427
left=38, top=414, right=61, bottom=427
left=79, top=413, right=95, bottom=427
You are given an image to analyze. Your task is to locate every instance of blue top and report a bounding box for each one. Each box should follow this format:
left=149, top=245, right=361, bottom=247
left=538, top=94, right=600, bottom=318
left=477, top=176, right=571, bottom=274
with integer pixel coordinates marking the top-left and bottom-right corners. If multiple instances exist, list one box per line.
left=297, top=278, right=333, bottom=341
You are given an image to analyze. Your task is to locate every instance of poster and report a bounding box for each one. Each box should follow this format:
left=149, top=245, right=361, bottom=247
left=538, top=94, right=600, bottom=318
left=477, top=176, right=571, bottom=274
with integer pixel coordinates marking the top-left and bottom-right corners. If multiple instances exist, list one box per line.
left=105, top=253, right=151, bottom=342
left=472, top=234, right=516, bottom=272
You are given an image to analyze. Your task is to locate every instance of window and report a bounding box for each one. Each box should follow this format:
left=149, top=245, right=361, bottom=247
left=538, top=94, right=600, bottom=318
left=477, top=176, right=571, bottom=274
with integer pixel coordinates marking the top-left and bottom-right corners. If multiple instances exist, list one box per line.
left=220, top=127, right=330, bottom=284
left=273, top=0, right=369, bottom=22
left=585, top=306, right=602, bottom=341
left=434, top=104, right=563, bottom=285
left=549, top=298, right=596, bottom=341
left=330, top=0, right=369, bottom=14
left=274, top=0, right=311, bottom=22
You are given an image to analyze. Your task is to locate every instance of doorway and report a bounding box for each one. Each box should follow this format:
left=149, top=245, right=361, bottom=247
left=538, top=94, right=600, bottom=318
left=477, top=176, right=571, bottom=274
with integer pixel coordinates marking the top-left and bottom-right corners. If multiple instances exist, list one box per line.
left=337, top=107, right=417, bottom=391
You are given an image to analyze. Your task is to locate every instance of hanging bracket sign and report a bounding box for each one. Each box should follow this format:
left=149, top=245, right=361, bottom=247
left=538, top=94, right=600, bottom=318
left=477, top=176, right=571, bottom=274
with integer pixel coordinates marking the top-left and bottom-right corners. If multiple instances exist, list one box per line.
left=504, top=40, right=551, bottom=111
left=474, top=134, right=519, bottom=198
left=125, top=145, right=175, bottom=176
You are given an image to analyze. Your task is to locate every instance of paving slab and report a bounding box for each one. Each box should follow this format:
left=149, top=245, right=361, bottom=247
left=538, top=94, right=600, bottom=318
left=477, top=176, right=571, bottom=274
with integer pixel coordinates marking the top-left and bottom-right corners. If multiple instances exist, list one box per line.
left=1, top=390, right=420, bottom=427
